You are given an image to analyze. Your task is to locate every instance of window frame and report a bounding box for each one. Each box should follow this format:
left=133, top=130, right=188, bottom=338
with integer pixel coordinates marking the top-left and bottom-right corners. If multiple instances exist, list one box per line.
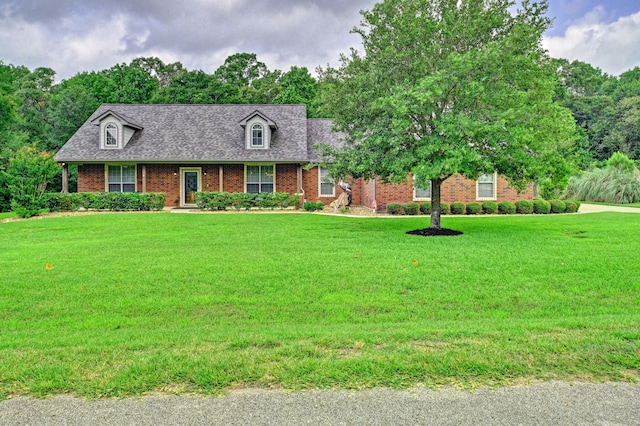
left=413, top=179, right=432, bottom=201
left=251, top=124, right=264, bottom=148
left=245, top=163, right=275, bottom=194
left=476, top=172, right=497, bottom=201
left=318, top=167, right=335, bottom=197
left=104, top=122, right=119, bottom=148
left=105, top=164, right=136, bottom=193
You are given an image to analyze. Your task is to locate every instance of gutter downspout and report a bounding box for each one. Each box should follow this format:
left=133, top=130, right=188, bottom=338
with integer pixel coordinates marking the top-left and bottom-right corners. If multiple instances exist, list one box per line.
left=298, top=164, right=306, bottom=206
left=372, top=176, right=378, bottom=212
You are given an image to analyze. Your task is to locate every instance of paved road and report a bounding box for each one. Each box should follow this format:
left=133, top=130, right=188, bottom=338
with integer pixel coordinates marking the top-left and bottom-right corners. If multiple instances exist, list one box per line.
left=1, top=382, right=639, bottom=425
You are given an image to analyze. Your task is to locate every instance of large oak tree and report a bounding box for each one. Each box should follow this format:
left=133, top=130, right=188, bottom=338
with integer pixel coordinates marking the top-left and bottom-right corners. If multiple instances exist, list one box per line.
left=319, top=0, right=577, bottom=229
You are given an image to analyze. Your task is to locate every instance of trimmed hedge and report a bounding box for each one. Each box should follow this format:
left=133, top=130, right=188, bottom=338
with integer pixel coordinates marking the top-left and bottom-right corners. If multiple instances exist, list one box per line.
left=515, top=200, right=533, bottom=214
left=465, top=202, right=482, bottom=215
left=481, top=201, right=498, bottom=214
left=532, top=199, right=551, bottom=214
left=387, top=203, right=403, bottom=215
left=450, top=202, right=465, bottom=215
left=419, top=202, right=431, bottom=215
left=564, top=200, right=580, bottom=213
left=498, top=201, right=516, bottom=215
left=403, top=202, right=419, bottom=215
left=197, top=192, right=301, bottom=211
left=45, top=192, right=166, bottom=212
left=549, top=199, right=567, bottom=214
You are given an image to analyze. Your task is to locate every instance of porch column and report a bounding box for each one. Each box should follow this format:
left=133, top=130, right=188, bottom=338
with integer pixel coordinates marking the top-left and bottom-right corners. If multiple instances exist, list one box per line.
left=219, top=165, right=224, bottom=192
left=141, top=165, right=147, bottom=193
left=61, top=163, right=69, bottom=193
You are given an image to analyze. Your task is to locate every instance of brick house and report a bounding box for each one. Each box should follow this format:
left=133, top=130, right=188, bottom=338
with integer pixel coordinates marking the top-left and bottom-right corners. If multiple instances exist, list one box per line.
left=55, top=104, right=532, bottom=210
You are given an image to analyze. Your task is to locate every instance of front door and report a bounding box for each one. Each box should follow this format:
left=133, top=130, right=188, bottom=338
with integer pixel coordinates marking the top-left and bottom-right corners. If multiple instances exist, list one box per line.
left=181, top=168, right=201, bottom=207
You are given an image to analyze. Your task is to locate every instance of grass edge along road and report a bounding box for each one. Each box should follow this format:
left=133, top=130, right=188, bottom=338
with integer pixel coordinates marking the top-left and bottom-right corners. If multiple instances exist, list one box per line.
left=0, top=212, right=638, bottom=398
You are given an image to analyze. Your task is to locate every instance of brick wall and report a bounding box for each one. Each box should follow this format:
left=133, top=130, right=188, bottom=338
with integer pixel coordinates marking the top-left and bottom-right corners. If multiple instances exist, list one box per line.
left=276, top=164, right=298, bottom=194
left=362, top=174, right=533, bottom=212
left=221, top=164, right=244, bottom=193
left=76, top=164, right=533, bottom=209
left=77, top=164, right=105, bottom=192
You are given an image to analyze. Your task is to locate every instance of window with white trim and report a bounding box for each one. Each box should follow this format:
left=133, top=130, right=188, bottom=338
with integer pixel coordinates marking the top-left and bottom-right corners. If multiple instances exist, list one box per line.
left=105, top=123, right=118, bottom=147
left=246, top=164, right=274, bottom=193
left=477, top=173, right=497, bottom=200
left=319, top=167, right=335, bottom=197
left=414, top=180, right=432, bottom=200
left=107, top=165, right=136, bottom=192
left=251, top=124, right=264, bottom=147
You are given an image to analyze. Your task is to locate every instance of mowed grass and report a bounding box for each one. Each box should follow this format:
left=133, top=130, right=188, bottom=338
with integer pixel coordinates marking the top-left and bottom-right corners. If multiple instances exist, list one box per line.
left=0, top=211, right=638, bottom=398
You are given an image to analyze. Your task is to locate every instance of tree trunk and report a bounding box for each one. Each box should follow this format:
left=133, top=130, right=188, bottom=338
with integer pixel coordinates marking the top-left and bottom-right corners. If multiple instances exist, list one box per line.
left=430, top=178, right=443, bottom=230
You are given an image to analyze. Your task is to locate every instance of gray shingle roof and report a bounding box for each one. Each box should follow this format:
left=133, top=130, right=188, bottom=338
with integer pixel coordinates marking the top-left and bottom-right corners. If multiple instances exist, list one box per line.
left=55, top=104, right=343, bottom=163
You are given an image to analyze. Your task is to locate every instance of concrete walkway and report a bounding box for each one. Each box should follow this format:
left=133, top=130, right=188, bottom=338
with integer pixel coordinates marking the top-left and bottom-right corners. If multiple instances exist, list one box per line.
left=578, top=203, right=640, bottom=213
left=1, top=382, right=638, bottom=425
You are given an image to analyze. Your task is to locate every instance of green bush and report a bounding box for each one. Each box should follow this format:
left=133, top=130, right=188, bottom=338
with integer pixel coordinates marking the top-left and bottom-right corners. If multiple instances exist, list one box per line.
left=423, top=202, right=448, bottom=214
left=564, top=200, right=580, bottom=213
left=386, top=203, right=403, bottom=215
left=515, top=200, right=533, bottom=214
left=45, top=192, right=165, bottom=212
left=607, top=152, right=636, bottom=173
left=481, top=201, right=498, bottom=214
left=197, top=192, right=232, bottom=210
left=303, top=201, right=324, bottom=211
left=286, top=193, right=302, bottom=208
left=419, top=202, right=431, bottom=215
left=3, top=146, right=61, bottom=218
left=498, top=201, right=516, bottom=215
left=465, top=202, right=482, bottom=215
left=450, top=202, right=465, bottom=215
left=532, top=199, right=551, bottom=214
left=549, top=199, right=567, bottom=214
left=197, top=192, right=299, bottom=210
left=403, top=202, right=419, bottom=215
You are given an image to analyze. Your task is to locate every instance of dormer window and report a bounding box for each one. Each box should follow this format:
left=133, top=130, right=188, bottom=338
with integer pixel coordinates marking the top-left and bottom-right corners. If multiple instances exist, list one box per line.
left=240, top=111, right=277, bottom=150
left=105, top=123, right=118, bottom=147
left=92, top=109, right=143, bottom=150
left=251, top=124, right=264, bottom=147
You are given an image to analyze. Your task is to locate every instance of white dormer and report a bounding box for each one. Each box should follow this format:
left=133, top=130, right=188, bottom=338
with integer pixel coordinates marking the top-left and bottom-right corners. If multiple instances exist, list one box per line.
left=91, top=110, right=143, bottom=150
left=239, top=111, right=277, bottom=150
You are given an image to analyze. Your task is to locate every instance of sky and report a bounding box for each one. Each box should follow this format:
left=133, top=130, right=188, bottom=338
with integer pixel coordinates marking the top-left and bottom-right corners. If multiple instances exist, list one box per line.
left=0, top=0, right=639, bottom=82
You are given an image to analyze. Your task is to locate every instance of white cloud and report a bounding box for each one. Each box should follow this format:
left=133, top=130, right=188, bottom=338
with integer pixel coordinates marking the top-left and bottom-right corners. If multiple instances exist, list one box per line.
left=543, top=7, right=640, bottom=76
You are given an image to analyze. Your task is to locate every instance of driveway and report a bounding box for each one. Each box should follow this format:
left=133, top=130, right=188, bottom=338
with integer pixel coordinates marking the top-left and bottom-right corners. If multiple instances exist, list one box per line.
left=579, top=203, right=640, bottom=213
left=1, top=382, right=639, bottom=425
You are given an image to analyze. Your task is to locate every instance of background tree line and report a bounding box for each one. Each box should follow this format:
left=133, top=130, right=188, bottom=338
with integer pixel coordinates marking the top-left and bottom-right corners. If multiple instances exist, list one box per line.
left=1, top=51, right=640, bottom=212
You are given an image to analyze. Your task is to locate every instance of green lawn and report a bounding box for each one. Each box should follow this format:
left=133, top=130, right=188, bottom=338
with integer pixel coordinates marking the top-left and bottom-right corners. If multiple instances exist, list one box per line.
left=0, top=212, right=638, bottom=398
left=0, top=212, right=16, bottom=220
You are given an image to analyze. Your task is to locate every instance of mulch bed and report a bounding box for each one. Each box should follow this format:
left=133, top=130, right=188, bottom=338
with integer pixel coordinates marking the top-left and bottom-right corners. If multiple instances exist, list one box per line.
left=406, top=227, right=464, bottom=237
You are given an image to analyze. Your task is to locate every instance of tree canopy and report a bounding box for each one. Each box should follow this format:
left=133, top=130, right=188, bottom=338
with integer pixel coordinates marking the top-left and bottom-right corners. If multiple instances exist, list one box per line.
left=318, top=0, right=577, bottom=229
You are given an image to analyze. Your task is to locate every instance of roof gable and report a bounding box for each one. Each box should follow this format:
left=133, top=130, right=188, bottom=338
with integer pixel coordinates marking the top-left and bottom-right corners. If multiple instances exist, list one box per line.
left=238, top=110, right=278, bottom=130
left=90, top=109, right=144, bottom=130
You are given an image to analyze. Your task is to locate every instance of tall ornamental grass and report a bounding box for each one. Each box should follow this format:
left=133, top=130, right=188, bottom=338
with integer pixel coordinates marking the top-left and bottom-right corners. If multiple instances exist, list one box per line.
left=565, top=152, right=640, bottom=204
